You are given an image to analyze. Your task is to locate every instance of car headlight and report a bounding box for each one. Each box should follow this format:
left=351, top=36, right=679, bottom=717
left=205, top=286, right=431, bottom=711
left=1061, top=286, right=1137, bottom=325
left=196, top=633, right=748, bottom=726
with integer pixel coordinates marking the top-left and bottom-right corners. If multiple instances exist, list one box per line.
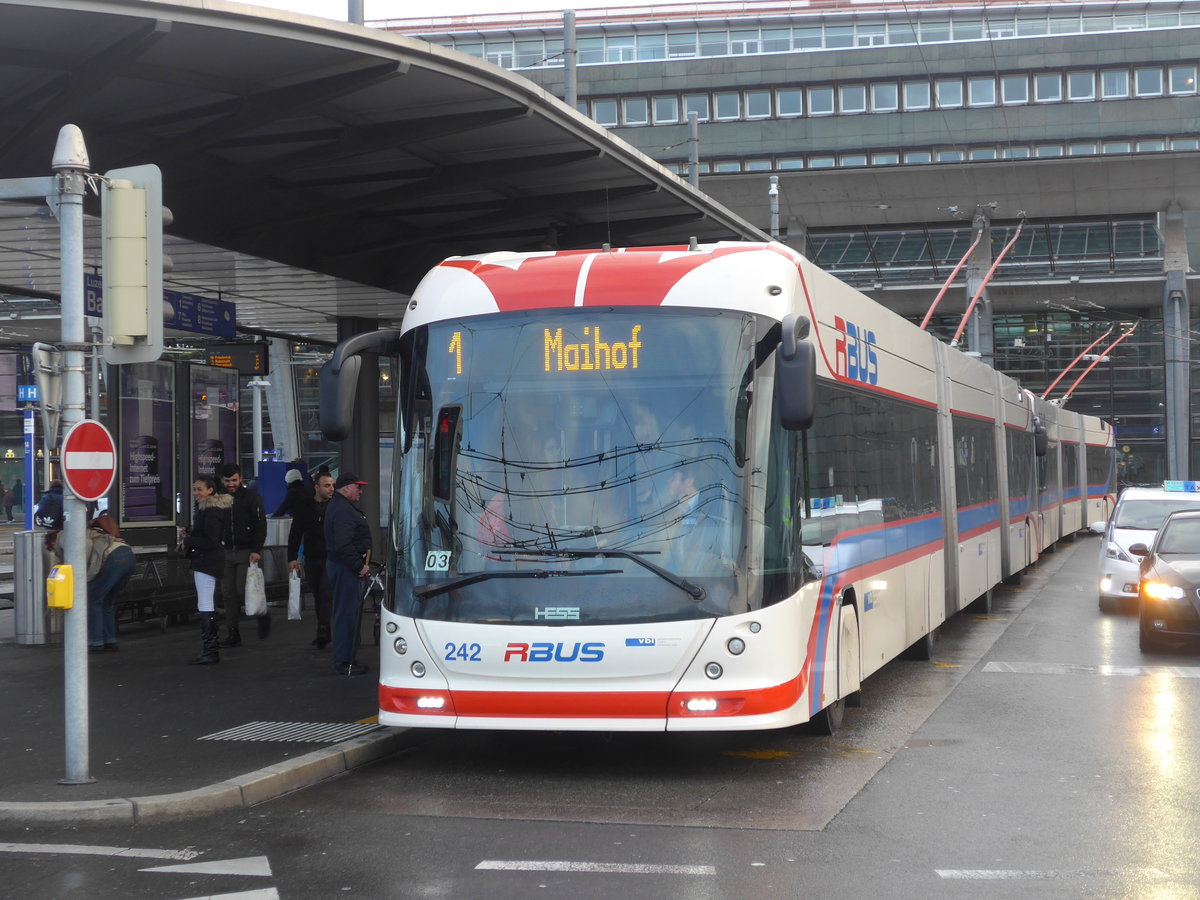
left=1105, top=542, right=1134, bottom=563
left=1141, top=581, right=1187, bottom=602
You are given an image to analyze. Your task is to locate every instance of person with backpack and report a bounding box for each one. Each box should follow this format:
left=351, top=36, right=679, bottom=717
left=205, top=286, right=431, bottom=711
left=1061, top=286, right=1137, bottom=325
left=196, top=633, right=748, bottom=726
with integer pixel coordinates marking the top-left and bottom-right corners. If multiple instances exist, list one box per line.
left=83, top=514, right=135, bottom=652
left=219, top=463, right=268, bottom=646
left=35, top=480, right=64, bottom=529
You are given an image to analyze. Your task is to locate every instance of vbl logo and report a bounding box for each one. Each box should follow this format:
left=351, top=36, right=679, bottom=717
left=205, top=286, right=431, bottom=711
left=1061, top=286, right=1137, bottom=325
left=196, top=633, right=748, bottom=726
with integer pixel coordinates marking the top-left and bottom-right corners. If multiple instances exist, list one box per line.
left=503, top=642, right=605, bottom=662
left=834, top=315, right=879, bottom=385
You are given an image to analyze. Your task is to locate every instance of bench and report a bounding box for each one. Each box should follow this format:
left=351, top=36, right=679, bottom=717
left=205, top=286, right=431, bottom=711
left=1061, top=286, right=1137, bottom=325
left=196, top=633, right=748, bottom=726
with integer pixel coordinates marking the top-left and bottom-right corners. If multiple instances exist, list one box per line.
left=116, top=545, right=292, bottom=633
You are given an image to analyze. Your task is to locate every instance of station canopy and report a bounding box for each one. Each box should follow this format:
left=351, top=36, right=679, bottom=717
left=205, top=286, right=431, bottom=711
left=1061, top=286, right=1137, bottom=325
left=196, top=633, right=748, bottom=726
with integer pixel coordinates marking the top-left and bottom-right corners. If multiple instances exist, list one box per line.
left=0, top=0, right=765, bottom=343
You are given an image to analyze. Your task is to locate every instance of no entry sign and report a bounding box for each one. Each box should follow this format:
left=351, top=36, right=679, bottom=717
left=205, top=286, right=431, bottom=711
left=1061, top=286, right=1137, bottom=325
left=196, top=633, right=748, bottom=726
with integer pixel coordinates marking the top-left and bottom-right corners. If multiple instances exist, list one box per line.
left=61, top=420, right=117, bottom=502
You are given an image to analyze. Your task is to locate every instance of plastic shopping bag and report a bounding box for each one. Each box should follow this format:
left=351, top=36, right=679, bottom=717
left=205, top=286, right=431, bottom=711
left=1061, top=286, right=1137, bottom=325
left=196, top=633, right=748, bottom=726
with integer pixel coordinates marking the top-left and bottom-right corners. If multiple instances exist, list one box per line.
left=244, top=561, right=268, bottom=617
left=287, top=569, right=302, bottom=620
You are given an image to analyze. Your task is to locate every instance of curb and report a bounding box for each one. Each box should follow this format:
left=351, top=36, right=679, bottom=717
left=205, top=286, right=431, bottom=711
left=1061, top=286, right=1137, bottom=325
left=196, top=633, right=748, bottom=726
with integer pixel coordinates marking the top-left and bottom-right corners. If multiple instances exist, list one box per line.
left=0, top=728, right=405, bottom=825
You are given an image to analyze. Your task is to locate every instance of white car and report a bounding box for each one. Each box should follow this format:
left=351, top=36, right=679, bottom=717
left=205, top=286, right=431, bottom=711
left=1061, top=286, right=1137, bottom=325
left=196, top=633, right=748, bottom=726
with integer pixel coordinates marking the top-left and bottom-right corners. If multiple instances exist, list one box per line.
left=1095, top=482, right=1200, bottom=611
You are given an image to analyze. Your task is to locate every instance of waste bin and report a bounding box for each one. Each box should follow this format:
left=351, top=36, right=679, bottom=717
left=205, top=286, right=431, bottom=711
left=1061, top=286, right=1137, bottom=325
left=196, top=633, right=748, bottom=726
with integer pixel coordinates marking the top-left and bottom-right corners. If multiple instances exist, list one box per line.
left=13, top=530, right=62, bottom=646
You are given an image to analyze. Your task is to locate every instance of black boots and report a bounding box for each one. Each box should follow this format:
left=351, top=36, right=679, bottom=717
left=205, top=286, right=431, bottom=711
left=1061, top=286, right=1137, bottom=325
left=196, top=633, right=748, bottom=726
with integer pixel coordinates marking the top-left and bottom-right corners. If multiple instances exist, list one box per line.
left=189, top=612, right=220, bottom=665
left=312, top=624, right=330, bottom=649
left=219, top=624, right=242, bottom=648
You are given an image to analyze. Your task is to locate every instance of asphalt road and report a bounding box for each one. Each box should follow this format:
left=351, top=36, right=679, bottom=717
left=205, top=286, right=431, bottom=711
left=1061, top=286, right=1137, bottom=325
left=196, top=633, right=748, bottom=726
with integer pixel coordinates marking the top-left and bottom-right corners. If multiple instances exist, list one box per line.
left=3, top=536, right=1199, bottom=900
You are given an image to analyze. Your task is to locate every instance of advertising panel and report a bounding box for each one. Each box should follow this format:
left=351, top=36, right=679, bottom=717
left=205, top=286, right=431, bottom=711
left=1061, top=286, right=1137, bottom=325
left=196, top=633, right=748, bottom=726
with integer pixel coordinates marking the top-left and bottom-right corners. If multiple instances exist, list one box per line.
left=119, top=361, right=175, bottom=523
left=189, top=365, right=239, bottom=480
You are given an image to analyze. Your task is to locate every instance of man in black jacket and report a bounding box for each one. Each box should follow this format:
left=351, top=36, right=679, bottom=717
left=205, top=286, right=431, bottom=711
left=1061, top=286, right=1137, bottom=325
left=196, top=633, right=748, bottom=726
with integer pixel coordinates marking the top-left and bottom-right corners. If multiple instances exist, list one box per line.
left=287, top=471, right=335, bottom=648
left=220, top=463, right=268, bottom=646
left=324, top=472, right=372, bottom=676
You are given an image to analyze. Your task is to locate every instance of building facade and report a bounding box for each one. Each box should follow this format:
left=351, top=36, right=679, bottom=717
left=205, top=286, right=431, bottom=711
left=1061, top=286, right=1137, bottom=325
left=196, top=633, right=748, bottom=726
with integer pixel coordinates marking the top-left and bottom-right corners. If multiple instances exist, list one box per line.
left=381, top=0, right=1200, bottom=483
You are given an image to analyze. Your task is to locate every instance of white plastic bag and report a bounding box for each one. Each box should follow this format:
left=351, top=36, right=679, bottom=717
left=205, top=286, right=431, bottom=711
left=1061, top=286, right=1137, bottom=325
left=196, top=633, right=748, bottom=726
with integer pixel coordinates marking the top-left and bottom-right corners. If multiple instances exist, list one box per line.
left=287, top=569, right=302, bottom=620
left=244, top=561, right=268, bottom=617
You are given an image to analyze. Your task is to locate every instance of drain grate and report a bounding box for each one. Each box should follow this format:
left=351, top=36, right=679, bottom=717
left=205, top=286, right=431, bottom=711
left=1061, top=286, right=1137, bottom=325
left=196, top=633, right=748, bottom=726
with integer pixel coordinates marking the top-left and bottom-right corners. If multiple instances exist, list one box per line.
left=199, top=720, right=383, bottom=743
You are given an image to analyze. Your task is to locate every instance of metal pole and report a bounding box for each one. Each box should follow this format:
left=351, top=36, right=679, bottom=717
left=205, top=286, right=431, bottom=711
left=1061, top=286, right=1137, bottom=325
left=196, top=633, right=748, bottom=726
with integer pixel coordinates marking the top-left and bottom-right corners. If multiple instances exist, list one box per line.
left=23, top=404, right=35, bottom=530
left=250, top=378, right=266, bottom=480
left=52, top=124, right=93, bottom=785
left=687, top=111, right=699, bottom=189
left=563, top=10, right=577, bottom=109
left=347, top=0, right=364, bottom=25
left=768, top=176, right=780, bottom=240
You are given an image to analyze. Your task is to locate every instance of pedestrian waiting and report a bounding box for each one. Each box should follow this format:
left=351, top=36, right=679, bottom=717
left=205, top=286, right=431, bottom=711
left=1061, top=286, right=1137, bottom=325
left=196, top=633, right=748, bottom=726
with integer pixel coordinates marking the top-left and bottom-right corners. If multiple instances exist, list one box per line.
left=182, top=475, right=231, bottom=666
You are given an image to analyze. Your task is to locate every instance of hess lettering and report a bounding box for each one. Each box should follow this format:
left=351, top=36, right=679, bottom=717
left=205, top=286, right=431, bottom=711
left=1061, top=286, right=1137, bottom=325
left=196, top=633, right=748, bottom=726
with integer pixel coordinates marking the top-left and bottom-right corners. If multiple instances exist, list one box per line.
left=503, top=641, right=605, bottom=662
left=834, top=315, right=879, bottom=385
left=544, top=325, right=641, bottom=372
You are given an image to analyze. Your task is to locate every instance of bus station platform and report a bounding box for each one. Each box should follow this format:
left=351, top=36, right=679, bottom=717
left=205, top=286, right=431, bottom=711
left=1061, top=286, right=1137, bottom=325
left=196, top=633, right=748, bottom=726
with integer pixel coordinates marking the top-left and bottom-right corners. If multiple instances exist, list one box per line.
left=0, top=520, right=408, bottom=825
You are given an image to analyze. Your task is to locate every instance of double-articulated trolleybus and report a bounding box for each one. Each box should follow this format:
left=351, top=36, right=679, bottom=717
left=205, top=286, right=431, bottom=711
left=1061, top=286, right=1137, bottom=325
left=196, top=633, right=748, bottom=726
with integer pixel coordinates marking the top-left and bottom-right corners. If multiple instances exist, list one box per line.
left=322, top=241, right=1114, bottom=733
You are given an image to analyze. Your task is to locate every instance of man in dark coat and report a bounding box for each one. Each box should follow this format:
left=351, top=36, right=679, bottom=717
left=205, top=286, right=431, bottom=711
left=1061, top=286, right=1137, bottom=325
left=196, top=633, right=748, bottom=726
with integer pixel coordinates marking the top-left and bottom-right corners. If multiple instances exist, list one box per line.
left=287, top=471, right=335, bottom=648
left=219, top=463, right=268, bottom=646
left=323, top=472, right=372, bottom=675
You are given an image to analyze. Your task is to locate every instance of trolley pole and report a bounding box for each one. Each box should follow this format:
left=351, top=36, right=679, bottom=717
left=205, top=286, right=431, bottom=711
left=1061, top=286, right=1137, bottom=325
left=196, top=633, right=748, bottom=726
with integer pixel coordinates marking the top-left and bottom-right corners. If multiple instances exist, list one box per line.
left=53, top=125, right=94, bottom=785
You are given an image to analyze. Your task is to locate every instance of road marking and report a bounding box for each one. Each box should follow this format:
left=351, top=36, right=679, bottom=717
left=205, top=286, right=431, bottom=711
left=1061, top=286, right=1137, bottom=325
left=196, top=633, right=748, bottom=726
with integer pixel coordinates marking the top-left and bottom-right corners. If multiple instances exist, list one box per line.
left=0, top=842, right=200, bottom=860
left=476, top=860, right=715, bottom=875
left=721, top=749, right=796, bottom=759
left=937, top=868, right=1167, bottom=880
left=173, top=890, right=280, bottom=900
left=142, top=856, right=272, bottom=877
left=984, top=662, right=1200, bottom=678
left=198, top=721, right=383, bottom=742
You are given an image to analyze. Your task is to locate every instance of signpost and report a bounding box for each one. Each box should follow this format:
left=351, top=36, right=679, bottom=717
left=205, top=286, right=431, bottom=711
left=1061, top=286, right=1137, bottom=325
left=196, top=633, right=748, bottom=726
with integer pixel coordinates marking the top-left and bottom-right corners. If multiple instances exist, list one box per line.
left=61, top=420, right=117, bottom=502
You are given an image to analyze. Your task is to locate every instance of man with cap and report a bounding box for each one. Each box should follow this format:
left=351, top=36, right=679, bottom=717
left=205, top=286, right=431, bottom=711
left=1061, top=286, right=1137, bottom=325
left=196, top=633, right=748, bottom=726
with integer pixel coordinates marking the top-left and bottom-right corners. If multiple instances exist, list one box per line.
left=324, top=472, right=372, bottom=676
left=272, top=467, right=309, bottom=518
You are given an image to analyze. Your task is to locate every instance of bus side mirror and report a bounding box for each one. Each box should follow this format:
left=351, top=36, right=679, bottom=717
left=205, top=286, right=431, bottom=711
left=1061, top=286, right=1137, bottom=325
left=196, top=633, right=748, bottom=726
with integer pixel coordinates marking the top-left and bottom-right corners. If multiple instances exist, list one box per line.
left=776, top=313, right=816, bottom=431
left=320, top=329, right=403, bottom=442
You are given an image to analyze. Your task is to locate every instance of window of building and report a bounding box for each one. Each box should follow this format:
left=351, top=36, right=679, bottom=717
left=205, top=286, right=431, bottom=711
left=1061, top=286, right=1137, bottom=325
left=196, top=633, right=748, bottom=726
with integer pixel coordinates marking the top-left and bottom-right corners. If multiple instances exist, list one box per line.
left=872, top=151, right=901, bottom=165
left=714, top=160, right=742, bottom=172
left=592, top=99, right=618, bottom=126
left=937, top=149, right=965, bottom=162
left=515, top=40, right=544, bottom=67
left=778, top=157, right=805, bottom=170
left=1170, top=65, right=1198, bottom=94
left=871, top=83, right=899, bottom=111
left=794, top=26, right=822, bottom=49
left=921, top=21, right=951, bottom=42
left=839, top=153, right=868, bottom=166
left=1136, top=139, right=1167, bottom=152
left=935, top=78, right=963, bottom=108
left=953, top=20, right=984, bottom=40
left=577, top=37, right=604, bottom=65
left=904, top=150, right=933, bottom=163
left=903, top=80, right=931, bottom=110
left=667, top=32, right=698, bottom=58
left=730, top=30, right=759, bottom=54
left=636, top=34, right=665, bottom=61
left=856, top=24, right=887, bottom=46
left=777, top=89, right=803, bottom=116
left=653, top=95, right=679, bottom=123
left=1135, top=67, right=1163, bottom=95
left=1172, top=137, right=1200, bottom=150
left=745, top=90, right=772, bottom=118
left=826, top=26, right=854, bottom=48
left=762, top=28, right=791, bottom=52
left=699, top=31, right=729, bottom=56
left=607, top=36, right=636, bottom=62
left=887, top=22, right=917, bottom=44
left=683, top=94, right=710, bottom=121
left=1035, top=144, right=1064, bottom=157
left=1068, top=142, right=1098, bottom=155
left=485, top=40, right=515, bottom=68
left=622, top=97, right=648, bottom=125
left=1016, top=17, right=1048, bottom=36
left=1083, top=14, right=1113, bottom=32
left=1002, top=146, right=1031, bottom=158
left=808, top=86, right=835, bottom=115
left=745, top=159, right=773, bottom=171
left=839, top=84, right=867, bottom=113
left=969, top=148, right=998, bottom=160
left=968, top=77, right=996, bottom=106
left=714, top=92, right=741, bottom=119
left=1067, top=71, right=1095, bottom=100
left=1102, top=140, right=1133, bottom=154
left=809, top=155, right=837, bottom=168
left=1034, top=73, right=1062, bottom=102
left=1001, top=75, right=1029, bottom=104
left=454, top=41, right=483, bottom=58
left=1101, top=70, right=1129, bottom=98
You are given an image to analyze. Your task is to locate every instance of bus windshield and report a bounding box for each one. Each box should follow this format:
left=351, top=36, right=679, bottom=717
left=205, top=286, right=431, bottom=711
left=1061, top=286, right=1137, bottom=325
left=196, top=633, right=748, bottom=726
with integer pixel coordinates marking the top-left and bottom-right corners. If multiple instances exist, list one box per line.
left=391, top=307, right=761, bottom=625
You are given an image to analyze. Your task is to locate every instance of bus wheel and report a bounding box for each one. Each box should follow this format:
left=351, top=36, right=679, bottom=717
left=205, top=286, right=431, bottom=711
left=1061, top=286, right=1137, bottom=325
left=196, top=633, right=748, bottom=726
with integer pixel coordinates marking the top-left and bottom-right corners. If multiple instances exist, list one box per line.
left=810, top=697, right=844, bottom=735
left=903, top=628, right=937, bottom=660
left=967, top=589, right=992, bottom=615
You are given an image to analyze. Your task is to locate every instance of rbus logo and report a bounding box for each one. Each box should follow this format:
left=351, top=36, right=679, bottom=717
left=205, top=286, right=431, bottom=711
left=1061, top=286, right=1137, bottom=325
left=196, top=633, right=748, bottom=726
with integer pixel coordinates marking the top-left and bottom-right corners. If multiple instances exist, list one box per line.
left=503, top=642, right=605, bottom=662
left=833, top=316, right=879, bottom=385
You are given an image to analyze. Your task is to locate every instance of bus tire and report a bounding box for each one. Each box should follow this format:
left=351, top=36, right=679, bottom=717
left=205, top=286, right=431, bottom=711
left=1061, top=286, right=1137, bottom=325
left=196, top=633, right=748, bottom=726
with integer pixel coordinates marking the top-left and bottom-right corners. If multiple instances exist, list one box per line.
left=810, top=697, right=844, bottom=735
left=903, top=628, right=937, bottom=660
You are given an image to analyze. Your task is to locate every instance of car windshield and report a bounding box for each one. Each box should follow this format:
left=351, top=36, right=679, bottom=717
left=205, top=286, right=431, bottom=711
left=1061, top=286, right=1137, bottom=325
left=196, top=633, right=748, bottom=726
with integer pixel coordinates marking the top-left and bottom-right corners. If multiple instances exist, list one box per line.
left=390, top=308, right=762, bottom=625
left=1155, top=518, right=1200, bottom=554
left=1114, top=498, right=1200, bottom=530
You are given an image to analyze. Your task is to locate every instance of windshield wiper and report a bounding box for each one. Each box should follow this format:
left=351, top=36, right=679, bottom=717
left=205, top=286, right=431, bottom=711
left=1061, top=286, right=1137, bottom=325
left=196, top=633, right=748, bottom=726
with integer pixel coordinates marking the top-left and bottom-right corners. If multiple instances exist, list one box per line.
left=492, top=548, right=706, bottom=601
left=413, top=567, right=622, bottom=601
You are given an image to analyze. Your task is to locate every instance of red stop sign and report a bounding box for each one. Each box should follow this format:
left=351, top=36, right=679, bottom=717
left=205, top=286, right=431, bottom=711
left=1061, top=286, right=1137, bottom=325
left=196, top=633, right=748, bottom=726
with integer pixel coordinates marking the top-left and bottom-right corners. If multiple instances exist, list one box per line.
left=61, top=420, right=117, bottom=502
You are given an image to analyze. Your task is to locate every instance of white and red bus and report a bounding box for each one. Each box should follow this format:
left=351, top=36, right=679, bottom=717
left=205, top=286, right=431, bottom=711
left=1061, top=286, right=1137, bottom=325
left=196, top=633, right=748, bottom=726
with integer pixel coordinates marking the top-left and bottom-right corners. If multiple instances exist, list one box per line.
left=322, top=242, right=1114, bottom=733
